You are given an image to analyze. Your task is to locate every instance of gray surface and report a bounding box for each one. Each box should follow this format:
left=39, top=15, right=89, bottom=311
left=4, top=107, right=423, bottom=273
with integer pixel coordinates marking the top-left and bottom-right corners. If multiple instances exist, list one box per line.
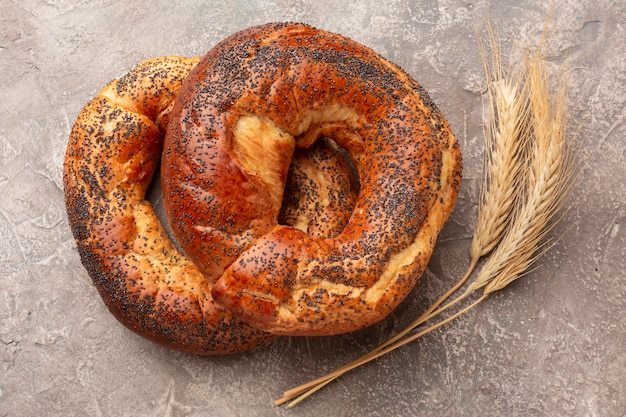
left=1, top=0, right=625, bottom=416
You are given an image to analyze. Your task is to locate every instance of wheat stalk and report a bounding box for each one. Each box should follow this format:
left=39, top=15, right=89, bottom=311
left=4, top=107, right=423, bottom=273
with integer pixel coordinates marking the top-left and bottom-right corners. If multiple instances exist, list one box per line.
left=275, top=19, right=575, bottom=408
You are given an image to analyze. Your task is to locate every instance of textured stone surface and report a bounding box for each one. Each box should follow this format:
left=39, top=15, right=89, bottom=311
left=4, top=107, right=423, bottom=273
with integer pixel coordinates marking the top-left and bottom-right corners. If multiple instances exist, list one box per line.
left=1, top=0, right=624, bottom=416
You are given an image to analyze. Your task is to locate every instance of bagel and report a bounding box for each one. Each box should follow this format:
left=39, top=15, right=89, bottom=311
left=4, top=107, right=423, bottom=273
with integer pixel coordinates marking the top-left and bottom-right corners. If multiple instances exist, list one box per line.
left=64, top=55, right=361, bottom=354
left=162, top=22, right=462, bottom=336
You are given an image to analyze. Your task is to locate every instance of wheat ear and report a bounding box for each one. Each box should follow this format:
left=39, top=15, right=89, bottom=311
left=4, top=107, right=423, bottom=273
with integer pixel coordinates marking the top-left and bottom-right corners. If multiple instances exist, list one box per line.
left=471, top=22, right=531, bottom=265
left=469, top=51, right=574, bottom=295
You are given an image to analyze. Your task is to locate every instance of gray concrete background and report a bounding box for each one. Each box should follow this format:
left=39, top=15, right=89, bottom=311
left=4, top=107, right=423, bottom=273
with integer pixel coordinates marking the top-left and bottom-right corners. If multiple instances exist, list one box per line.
left=1, top=0, right=624, bottom=416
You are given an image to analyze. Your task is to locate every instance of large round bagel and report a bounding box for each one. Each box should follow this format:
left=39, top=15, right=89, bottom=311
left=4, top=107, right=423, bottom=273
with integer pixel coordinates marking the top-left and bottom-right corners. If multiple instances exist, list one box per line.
left=162, top=22, right=463, bottom=336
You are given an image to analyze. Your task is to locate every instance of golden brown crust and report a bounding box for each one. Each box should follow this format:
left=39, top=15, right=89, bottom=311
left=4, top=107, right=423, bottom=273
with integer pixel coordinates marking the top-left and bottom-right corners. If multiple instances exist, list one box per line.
left=63, top=56, right=275, bottom=354
left=163, top=23, right=463, bottom=335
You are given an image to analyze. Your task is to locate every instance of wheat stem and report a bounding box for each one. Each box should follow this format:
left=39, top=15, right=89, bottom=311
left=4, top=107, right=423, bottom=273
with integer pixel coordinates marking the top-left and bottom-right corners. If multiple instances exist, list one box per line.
left=277, top=295, right=488, bottom=407
left=273, top=261, right=476, bottom=407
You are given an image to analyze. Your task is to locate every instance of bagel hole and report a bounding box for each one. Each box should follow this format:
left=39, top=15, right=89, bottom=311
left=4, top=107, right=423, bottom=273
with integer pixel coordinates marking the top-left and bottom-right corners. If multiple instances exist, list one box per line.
left=145, top=164, right=184, bottom=252
left=277, top=136, right=360, bottom=239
